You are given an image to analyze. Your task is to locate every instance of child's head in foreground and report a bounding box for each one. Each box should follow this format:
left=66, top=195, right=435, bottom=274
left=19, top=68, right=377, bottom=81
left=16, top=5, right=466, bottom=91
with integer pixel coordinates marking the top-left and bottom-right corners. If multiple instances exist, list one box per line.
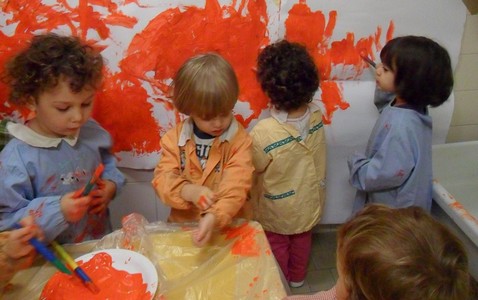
left=172, top=53, right=238, bottom=137
left=335, top=204, right=471, bottom=300
left=377, top=35, right=453, bottom=108
left=4, top=33, right=103, bottom=138
left=256, top=39, right=319, bottom=112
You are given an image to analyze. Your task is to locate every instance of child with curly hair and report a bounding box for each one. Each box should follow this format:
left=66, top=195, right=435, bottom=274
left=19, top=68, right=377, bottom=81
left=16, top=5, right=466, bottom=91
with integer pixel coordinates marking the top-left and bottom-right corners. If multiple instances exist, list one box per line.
left=0, top=33, right=125, bottom=243
left=250, top=40, right=326, bottom=288
left=152, top=53, right=254, bottom=247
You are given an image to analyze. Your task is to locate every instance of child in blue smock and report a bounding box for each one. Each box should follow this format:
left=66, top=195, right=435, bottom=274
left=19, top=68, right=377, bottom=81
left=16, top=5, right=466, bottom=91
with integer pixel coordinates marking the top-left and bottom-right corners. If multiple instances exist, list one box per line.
left=348, top=36, right=454, bottom=212
left=0, top=33, right=125, bottom=243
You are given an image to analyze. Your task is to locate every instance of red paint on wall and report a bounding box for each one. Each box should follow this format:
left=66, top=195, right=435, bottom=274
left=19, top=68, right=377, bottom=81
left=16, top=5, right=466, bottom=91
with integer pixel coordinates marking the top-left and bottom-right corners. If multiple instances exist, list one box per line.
left=119, top=0, right=270, bottom=131
left=94, top=72, right=160, bottom=154
left=320, top=81, right=349, bottom=125
left=285, top=0, right=394, bottom=123
left=0, top=0, right=154, bottom=154
left=0, top=0, right=395, bottom=157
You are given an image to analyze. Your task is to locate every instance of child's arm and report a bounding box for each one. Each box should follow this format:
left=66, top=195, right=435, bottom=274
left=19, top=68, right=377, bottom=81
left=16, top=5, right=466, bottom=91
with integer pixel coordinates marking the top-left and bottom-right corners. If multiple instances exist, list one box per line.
left=192, top=213, right=216, bottom=247
left=0, top=185, right=65, bottom=243
left=86, top=120, right=125, bottom=214
left=89, top=179, right=116, bottom=214
left=0, top=158, right=90, bottom=242
left=181, top=184, right=215, bottom=210
left=0, top=216, right=43, bottom=286
left=203, top=130, right=254, bottom=228
left=250, top=128, right=272, bottom=173
left=98, top=146, right=125, bottom=194
left=348, top=126, right=415, bottom=192
left=152, top=128, right=193, bottom=210
left=95, top=120, right=126, bottom=193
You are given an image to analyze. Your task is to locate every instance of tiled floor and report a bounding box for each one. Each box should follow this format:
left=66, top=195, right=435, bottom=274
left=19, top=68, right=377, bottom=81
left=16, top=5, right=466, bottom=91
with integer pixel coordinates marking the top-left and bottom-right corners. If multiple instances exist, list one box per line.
left=289, top=228, right=338, bottom=295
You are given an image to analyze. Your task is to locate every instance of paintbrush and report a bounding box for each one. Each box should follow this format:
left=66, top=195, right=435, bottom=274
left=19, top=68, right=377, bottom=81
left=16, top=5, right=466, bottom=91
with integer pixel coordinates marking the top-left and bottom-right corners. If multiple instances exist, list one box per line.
left=359, top=50, right=376, bottom=68
left=12, top=223, right=71, bottom=275
left=51, top=241, right=100, bottom=294
left=73, top=163, right=105, bottom=198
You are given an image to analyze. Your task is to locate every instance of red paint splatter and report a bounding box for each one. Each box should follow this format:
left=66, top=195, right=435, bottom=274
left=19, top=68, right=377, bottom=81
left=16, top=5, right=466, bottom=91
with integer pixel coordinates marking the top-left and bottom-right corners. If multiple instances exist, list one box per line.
left=40, top=252, right=152, bottom=300
left=0, top=0, right=154, bottom=154
left=224, top=222, right=260, bottom=256
left=449, top=201, right=478, bottom=225
left=320, top=81, right=349, bottom=124
left=285, top=0, right=394, bottom=123
left=0, top=0, right=395, bottom=157
left=28, top=202, right=45, bottom=219
left=119, top=0, right=270, bottom=129
left=395, top=169, right=405, bottom=177
left=94, top=72, right=160, bottom=154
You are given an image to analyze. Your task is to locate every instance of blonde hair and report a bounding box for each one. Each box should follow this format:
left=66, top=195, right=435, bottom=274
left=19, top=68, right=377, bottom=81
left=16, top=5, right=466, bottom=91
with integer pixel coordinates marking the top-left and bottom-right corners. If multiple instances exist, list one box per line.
left=172, top=53, right=238, bottom=118
left=337, top=204, right=471, bottom=300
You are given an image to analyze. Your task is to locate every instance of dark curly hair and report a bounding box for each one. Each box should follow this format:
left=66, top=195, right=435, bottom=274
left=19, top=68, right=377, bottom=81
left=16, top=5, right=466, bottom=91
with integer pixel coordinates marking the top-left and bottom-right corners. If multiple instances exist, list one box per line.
left=380, top=36, right=453, bottom=108
left=256, top=40, right=319, bottom=111
left=4, top=33, right=103, bottom=105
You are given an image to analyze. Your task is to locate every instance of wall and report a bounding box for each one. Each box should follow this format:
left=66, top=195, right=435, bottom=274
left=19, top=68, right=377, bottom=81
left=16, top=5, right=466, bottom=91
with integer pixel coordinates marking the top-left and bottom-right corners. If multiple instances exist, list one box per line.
left=111, top=10, right=478, bottom=229
left=448, top=12, right=478, bottom=142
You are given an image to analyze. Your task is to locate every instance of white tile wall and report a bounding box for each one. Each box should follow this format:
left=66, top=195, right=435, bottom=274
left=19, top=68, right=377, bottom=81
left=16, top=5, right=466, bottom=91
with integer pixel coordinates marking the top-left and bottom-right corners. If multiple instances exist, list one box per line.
left=448, top=13, right=478, bottom=142
left=110, top=168, right=170, bottom=229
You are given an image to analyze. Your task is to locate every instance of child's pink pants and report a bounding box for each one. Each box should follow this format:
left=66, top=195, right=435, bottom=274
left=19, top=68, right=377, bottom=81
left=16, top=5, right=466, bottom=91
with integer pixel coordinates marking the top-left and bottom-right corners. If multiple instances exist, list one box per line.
left=265, top=230, right=313, bottom=283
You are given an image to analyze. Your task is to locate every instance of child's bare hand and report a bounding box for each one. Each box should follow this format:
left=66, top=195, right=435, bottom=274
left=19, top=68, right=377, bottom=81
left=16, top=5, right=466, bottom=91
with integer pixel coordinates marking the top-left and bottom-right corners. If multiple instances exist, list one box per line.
left=60, top=191, right=91, bottom=222
left=192, top=213, right=216, bottom=247
left=3, top=216, right=42, bottom=260
left=89, top=179, right=116, bottom=215
left=181, top=184, right=216, bottom=210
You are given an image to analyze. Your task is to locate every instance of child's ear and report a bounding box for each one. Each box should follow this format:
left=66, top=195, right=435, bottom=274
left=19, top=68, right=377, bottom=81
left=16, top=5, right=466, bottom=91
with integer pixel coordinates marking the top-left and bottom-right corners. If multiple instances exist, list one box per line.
left=25, top=96, right=37, bottom=111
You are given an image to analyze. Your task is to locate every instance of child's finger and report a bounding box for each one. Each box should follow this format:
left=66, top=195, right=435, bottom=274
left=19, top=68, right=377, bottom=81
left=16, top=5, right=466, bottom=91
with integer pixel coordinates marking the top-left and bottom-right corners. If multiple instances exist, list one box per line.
left=197, top=195, right=209, bottom=210
left=90, top=189, right=103, bottom=197
left=89, top=204, right=106, bottom=214
left=76, top=195, right=92, bottom=206
left=192, top=229, right=203, bottom=246
left=18, top=229, right=35, bottom=243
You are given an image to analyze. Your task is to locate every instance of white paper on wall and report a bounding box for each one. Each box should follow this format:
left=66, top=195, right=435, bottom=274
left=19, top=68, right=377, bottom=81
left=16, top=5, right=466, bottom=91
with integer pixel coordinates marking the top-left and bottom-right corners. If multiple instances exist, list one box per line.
left=0, top=0, right=467, bottom=222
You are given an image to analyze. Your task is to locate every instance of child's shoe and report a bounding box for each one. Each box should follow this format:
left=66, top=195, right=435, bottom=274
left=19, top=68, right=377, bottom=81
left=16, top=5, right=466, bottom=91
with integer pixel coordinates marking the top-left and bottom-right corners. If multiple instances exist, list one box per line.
left=289, top=280, right=305, bottom=288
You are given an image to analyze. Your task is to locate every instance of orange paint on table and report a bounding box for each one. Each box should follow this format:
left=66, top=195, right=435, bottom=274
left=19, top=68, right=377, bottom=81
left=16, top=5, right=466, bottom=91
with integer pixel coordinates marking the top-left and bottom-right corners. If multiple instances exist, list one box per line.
left=40, top=252, right=152, bottom=300
left=224, top=222, right=260, bottom=257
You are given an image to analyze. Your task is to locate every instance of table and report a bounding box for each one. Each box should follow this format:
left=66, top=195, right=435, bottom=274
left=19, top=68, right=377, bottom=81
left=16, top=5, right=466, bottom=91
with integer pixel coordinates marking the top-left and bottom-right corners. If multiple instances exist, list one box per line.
left=3, top=219, right=288, bottom=299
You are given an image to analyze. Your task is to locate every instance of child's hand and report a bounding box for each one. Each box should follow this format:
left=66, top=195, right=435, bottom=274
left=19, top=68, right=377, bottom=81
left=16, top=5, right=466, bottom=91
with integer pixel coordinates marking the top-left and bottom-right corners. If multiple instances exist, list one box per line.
left=3, top=216, right=42, bottom=261
left=192, top=213, right=216, bottom=247
left=60, top=191, right=91, bottom=222
left=89, top=179, right=116, bottom=215
left=181, top=184, right=216, bottom=210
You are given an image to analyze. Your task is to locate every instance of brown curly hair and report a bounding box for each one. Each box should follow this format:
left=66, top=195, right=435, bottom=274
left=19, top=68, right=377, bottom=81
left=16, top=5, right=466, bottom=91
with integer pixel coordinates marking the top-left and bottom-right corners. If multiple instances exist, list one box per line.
left=256, top=40, right=319, bottom=112
left=4, top=33, right=103, bottom=106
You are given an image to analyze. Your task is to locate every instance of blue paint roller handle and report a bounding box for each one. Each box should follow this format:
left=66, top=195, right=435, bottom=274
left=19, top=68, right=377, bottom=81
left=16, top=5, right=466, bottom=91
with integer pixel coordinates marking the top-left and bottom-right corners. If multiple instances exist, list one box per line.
left=12, top=223, right=54, bottom=260
left=12, top=223, right=71, bottom=274
left=75, top=267, right=92, bottom=283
